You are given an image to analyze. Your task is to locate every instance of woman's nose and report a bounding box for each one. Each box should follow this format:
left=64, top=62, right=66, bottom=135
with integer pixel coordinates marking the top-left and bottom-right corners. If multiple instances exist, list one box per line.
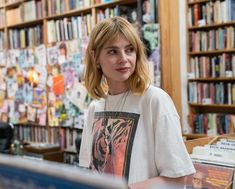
left=119, top=51, right=128, bottom=63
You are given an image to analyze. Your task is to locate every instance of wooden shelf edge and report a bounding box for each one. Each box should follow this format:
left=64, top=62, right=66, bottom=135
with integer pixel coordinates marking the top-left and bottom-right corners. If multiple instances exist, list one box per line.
left=93, top=0, right=136, bottom=8
left=188, top=77, right=235, bottom=82
left=5, top=1, right=22, bottom=9
left=46, top=7, right=92, bottom=20
left=63, top=148, right=77, bottom=154
left=45, top=0, right=137, bottom=20
left=188, top=21, right=235, bottom=30
left=188, top=0, right=209, bottom=6
left=189, top=49, right=235, bottom=55
left=7, top=19, right=43, bottom=29
left=183, top=133, right=208, bottom=139
left=189, top=103, right=235, bottom=108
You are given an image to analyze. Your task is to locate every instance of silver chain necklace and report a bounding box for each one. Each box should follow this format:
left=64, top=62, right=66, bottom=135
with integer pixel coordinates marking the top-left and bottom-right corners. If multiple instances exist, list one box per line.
left=104, top=91, right=130, bottom=112
left=103, top=91, right=130, bottom=155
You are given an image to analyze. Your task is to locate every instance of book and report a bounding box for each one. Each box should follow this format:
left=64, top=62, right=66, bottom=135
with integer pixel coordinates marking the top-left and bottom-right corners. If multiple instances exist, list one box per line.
left=185, top=162, right=234, bottom=189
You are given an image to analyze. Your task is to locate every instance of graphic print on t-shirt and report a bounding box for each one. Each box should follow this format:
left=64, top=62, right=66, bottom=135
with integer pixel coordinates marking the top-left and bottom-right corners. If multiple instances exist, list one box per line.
left=90, top=111, right=139, bottom=181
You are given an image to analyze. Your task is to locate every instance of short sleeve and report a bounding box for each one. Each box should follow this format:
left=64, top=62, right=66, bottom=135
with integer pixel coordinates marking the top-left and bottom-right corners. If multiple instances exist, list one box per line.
left=154, top=114, right=195, bottom=177
left=79, top=102, right=95, bottom=168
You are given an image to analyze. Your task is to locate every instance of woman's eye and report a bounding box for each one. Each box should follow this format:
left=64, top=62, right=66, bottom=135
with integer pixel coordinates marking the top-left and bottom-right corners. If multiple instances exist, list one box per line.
left=107, top=49, right=117, bottom=54
left=126, top=47, right=135, bottom=54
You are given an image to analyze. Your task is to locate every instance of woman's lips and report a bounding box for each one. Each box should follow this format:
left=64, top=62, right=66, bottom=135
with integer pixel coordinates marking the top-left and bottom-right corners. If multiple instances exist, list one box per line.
left=116, top=67, right=129, bottom=72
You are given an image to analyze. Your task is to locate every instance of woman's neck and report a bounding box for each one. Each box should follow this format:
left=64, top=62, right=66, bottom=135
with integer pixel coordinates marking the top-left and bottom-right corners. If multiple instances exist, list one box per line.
left=108, top=86, right=129, bottom=95
left=107, top=82, right=129, bottom=95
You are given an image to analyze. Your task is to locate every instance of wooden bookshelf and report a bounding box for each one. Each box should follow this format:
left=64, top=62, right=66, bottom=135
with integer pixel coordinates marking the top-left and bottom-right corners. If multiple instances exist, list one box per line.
left=0, top=0, right=142, bottom=46
left=186, top=0, right=235, bottom=137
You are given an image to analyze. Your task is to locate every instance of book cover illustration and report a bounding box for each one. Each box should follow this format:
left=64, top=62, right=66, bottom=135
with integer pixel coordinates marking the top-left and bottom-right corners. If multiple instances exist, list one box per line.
left=27, top=105, right=37, bottom=122
left=47, top=46, right=59, bottom=66
left=142, top=23, right=159, bottom=52
left=185, top=163, right=234, bottom=189
left=0, top=68, right=6, bottom=91
left=0, top=51, right=6, bottom=66
left=53, top=75, right=65, bottom=96
left=7, top=49, right=19, bottom=68
left=32, top=87, right=46, bottom=108
left=57, top=42, right=68, bottom=65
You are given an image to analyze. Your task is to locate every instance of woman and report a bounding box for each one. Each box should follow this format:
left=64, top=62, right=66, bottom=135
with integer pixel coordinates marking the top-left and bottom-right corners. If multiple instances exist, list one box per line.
left=79, top=16, right=195, bottom=189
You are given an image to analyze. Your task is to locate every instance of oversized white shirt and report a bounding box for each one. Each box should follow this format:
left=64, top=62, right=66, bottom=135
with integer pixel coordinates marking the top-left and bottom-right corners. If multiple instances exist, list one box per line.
left=79, top=85, right=195, bottom=184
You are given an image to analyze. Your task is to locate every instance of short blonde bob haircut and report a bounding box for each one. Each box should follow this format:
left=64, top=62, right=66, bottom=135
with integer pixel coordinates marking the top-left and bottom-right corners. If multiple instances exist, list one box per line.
left=85, top=16, right=150, bottom=99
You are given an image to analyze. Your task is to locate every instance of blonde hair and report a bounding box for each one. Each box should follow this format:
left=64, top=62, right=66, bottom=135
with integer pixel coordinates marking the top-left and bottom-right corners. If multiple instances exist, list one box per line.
left=85, top=16, right=150, bottom=99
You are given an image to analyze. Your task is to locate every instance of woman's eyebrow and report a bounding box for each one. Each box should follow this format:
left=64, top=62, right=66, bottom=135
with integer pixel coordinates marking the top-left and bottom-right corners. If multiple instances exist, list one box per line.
left=104, top=44, right=133, bottom=50
left=104, top=46, right=118, bottom=49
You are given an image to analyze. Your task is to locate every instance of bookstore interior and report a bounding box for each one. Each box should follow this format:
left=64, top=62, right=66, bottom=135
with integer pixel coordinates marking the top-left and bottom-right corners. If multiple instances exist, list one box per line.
left=0, top=0, right=235, bottom=188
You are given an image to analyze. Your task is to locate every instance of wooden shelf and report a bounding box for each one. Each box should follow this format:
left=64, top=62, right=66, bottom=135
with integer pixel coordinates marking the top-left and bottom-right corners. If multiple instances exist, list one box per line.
left=63, top=148, right=77, bottom=154
left=188, top=77, right=235, bottom=82
left=13, top=122, right=83, bottom=130
left=189, top=49, right=235, bottom=56
left=189, top=103, right=235, bottom=114
left=46, top=0, right=137, bottom=20
left=46, top=7, right=92, bottom=20
left=189, top=103, right=235, bottom=108
left=60, top=126, right=83, bottom=130
left=186, top=0, right=235, bottom=136
left=183, top=133, right=209, bottom=139
left=188, top=0, right=209, bottom=6
left=93, top=0, right=136, bottom=8
left=189, top=21, right=235, bottom=31
left=7, top=19, right=43, bottom=29
left=5, top=1, right=22, bottom=9
left=14, top=122, right=47, bottom=127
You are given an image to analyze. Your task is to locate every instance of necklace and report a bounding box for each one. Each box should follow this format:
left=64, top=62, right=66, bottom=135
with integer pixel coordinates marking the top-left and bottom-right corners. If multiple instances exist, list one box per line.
left=103, top=91, right=130, bottom=155
left=104, top=91, right=130, bottom=112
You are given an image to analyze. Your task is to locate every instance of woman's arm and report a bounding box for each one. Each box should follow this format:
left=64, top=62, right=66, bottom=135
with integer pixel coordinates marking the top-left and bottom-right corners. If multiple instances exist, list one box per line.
left=129, top=176, right=186, bottom=189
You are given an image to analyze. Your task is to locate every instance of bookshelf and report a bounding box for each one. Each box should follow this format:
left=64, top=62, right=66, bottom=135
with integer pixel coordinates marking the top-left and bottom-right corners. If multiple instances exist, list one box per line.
left=186, top=0, right=235, bottom=137
left=0, top=0, right=149, bottom=164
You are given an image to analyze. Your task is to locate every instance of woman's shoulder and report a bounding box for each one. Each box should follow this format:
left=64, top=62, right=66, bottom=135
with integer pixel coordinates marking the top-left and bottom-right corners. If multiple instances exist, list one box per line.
left=87, top=98, right=104, bottom=112
left=144, top=85, right=171, bottom=100
left=143, top=85, right=178, bottom=115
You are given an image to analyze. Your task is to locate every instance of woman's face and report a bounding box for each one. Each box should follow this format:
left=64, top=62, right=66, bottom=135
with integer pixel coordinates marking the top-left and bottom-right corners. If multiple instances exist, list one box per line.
left=97, top=34, right=137, bottom=89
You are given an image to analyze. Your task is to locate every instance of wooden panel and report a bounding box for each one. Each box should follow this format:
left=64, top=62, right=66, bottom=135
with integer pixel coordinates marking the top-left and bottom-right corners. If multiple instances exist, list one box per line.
left=159, top=0, right=182, bottom=119
left=169, top=0, right=182, bottom=119
left=184, top=136, right=214, bottom=154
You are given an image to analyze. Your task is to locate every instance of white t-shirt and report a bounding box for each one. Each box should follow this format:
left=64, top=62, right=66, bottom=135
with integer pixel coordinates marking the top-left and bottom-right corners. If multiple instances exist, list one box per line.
left=79, top=85, right=195, bottom=184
